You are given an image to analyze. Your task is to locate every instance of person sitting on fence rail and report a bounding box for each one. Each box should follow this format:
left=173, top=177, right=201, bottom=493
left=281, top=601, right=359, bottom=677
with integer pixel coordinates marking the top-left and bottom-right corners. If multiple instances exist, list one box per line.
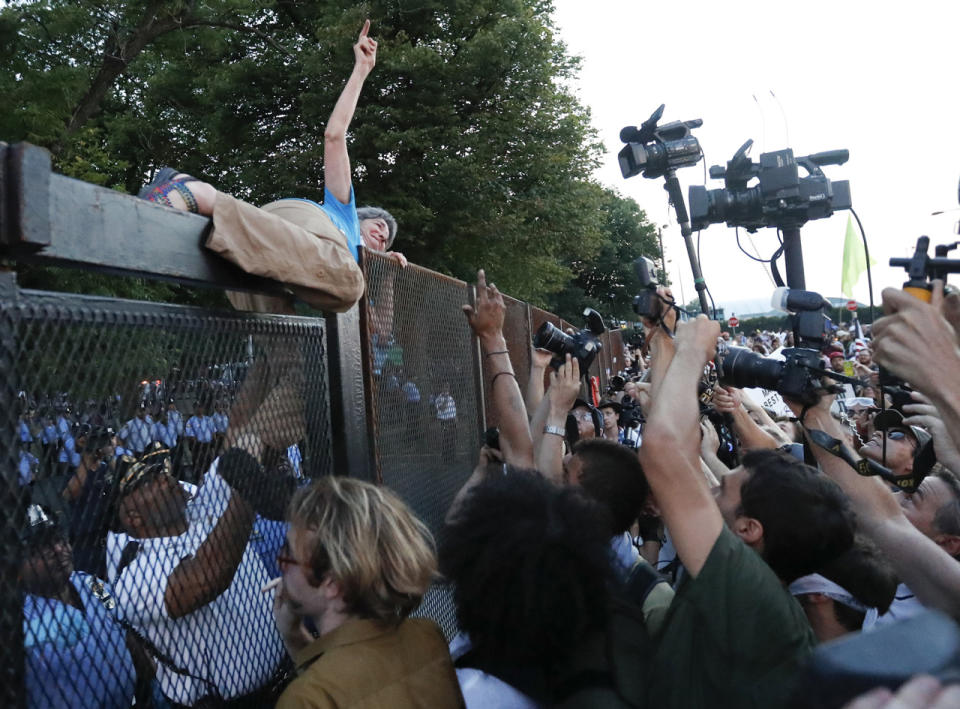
left=106, top=444, right=286, bottom=706
left=137, top=20, right=405, bottom=314
left=270, top=476, right=464, bottom=708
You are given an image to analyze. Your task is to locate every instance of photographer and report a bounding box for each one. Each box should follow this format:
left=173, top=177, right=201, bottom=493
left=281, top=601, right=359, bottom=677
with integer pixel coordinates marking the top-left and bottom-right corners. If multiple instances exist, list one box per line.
left=598, top=398, right=623, bottom=442
left=640, top=316, right=854, bottom=708
left=789, top=388, right=960, bottom=622
left=873, top=283, right=960, bottom=463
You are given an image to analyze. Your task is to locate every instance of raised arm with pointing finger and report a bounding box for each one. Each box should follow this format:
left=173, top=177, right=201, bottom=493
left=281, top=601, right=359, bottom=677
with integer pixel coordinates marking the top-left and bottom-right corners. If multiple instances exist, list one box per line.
left=462, top=269, right=534, bottom=468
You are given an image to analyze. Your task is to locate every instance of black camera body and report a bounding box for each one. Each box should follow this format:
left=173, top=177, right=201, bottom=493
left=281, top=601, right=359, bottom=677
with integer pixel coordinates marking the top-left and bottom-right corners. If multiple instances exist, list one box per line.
left=689, top=140, right=851, bottom=232
left=718, top=345, right=827, bottom=406
left=532, top=308, right=606, bottom=375
left=632, top=256, right=664, bottom=320
left=618, top=104, right=703, bottom=180
left=619, top=398, right=645, bottom=430
left=716, top=288, right=839, bottom=406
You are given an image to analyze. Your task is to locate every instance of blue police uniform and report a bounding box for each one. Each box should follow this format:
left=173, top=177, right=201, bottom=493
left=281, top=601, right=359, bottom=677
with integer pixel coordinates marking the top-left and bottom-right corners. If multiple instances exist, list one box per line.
left=23, top=572, right=136, bottom=708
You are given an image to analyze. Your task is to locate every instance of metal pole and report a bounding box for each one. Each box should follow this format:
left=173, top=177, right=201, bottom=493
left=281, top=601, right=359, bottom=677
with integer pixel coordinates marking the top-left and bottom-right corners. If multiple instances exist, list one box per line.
left=781, top=226, right=806, bottom=289
left=663, top=170, right=711, bottom=315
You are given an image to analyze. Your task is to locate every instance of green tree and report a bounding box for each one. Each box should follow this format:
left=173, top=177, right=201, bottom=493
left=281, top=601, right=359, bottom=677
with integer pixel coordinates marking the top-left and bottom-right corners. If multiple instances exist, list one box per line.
left=549, top=187, right=660, bottom=323
left=0, top=0, right=647, bottom=308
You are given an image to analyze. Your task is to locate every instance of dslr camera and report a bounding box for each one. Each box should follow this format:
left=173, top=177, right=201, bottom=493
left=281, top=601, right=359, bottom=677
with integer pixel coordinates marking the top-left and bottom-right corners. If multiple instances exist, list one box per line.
left=533, top=308, right=606, bottom=375
left=689, top=140, right=851, bottom=232
left=632, top=256, right=666, bottom=321
left=716, top=288, right=858, bottom=405
left=618, top=104, right=703, bottom=180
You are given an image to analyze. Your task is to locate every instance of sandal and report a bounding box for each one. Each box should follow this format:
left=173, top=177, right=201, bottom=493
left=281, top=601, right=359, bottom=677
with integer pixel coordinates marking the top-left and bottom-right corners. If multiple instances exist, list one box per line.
left=138, top=166, right=200, bottom=213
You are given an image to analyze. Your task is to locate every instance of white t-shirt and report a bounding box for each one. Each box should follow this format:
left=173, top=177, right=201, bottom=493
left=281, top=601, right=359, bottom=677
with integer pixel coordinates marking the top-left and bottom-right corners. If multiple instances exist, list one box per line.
left=107, top=464, right=284, bottom=704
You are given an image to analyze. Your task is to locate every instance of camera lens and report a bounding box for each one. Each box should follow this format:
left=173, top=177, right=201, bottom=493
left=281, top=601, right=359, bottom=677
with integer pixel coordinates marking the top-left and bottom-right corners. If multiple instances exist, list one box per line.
left=533, top=322, right=574, bottom=356
left=717, top=347, right=784, bottom=391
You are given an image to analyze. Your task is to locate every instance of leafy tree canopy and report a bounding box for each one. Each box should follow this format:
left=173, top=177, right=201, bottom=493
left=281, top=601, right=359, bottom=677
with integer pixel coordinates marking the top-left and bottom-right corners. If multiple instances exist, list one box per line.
left=1, top=0, right=660, bottom=320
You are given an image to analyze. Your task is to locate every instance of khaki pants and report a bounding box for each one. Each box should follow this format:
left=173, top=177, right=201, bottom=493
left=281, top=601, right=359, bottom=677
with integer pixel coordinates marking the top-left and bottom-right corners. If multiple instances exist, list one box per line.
left=206, top=193, right=365, bottom=314
left=206, top=194, right=364, bottom=449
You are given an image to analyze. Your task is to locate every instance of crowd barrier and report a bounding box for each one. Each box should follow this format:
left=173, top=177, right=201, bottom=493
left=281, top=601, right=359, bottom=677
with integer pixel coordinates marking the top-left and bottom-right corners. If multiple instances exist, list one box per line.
left=0, top=149, right=628, bottom=705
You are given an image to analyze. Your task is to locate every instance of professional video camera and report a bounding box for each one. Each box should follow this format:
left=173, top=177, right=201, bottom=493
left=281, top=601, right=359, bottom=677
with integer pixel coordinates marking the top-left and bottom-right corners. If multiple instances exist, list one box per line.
left=532, top=308, right=606, bottom=375
left=715, top=287, right=860, bottom=406
left=689, top=139, right=851, bottom=232
left=618, top=104, right=703, bottom=180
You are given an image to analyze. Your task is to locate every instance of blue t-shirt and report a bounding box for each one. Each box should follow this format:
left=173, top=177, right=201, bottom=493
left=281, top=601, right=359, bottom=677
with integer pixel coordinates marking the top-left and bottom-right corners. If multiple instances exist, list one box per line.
left=24, top=572, right=136, bottom=708
left=283, top=186, right=362, bottom=262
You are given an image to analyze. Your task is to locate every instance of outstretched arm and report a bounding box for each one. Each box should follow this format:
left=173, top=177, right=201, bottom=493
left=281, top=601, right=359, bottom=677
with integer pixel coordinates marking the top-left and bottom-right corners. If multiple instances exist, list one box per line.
left=793, top=395, right=960, bottom=620
left=462, top=270, right=534, bottom=467
left=639, top=316, right=724, bottom=578
left=324, top=20, right=377, bottom=204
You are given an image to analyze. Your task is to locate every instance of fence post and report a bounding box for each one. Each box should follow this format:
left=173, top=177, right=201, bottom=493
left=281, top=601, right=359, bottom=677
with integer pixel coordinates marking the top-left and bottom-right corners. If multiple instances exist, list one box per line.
left=325, top=305, right=374, bottom=482
left=0, top=271, right=24, bottom=707
left=468, top=285, right=487, bottom=444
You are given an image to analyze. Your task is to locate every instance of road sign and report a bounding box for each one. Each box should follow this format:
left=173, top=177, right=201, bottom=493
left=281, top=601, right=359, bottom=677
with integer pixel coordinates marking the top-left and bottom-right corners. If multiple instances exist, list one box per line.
left=846, top=300, right=858, bottom=312
left=728, top=316, right=739, bottom=328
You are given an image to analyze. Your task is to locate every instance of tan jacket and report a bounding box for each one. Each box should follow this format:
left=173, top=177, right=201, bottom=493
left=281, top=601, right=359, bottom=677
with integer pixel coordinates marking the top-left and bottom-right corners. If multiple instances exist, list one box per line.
left=277, top=618, right=465, bottom=709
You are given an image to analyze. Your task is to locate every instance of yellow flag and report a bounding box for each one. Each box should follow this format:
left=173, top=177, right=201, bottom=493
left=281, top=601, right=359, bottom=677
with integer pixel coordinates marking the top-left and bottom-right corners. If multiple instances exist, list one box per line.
left=841, top=214, right=875, bottom=298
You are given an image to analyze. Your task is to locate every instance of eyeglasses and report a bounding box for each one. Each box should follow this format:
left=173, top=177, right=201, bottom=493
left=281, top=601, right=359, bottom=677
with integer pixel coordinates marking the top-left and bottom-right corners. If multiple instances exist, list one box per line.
left=572, top=412, right=593, bottom=422
left=276, top=540, right=305, bottom=574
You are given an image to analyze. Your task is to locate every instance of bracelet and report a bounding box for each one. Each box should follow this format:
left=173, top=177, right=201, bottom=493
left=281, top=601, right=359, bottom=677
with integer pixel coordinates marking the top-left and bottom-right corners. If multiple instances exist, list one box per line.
left=491, top=371, right=517, bottom=387
left=543, top=424, right=565, bottom=437
left=485, top=350, right=509, bottom=357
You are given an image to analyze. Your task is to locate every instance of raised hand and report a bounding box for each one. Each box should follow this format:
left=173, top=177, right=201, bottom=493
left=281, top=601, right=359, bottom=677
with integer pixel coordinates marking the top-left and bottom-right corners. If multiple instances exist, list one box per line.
left=353, top=19, right=377, bottom=78
left=462, top=269, right=506, bottom=345
left=674, top=315, right=720, bottom=364
left=548, top=354, right=581, bottom=413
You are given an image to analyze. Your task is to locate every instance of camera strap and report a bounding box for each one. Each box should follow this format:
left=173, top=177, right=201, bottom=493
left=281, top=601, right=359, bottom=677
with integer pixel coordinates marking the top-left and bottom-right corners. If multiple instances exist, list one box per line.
left=804, top=428, right=922, bottom=494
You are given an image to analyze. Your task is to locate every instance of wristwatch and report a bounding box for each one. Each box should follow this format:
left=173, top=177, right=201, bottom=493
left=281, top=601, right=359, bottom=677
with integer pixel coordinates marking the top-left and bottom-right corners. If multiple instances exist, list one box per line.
left=543, top=424, right=565, bottom=437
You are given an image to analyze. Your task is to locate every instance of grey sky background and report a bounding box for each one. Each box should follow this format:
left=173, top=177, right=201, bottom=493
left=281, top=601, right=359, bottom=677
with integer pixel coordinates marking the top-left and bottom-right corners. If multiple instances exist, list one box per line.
left=552, top=0, right=960, bottom=316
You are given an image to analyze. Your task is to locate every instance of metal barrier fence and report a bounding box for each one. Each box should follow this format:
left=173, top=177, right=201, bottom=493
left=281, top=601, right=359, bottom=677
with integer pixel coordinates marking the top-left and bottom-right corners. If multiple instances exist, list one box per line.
left=0, top=169, right=634, bottom=705
left=359, top=253, right=482, bottom=639
left=2, top=276, right=333, bottom=706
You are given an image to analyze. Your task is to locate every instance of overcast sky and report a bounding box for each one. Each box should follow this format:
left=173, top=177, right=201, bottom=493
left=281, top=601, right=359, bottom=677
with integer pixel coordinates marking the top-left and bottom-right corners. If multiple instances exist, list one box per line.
left=552, top=0, right=960, bottom=315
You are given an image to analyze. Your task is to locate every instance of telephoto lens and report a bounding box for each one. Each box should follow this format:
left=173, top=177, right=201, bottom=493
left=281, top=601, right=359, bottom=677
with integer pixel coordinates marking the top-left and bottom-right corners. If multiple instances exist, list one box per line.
left=532, top=321, right=574, bottom=354
left=716, top=347, right=785, bottom=391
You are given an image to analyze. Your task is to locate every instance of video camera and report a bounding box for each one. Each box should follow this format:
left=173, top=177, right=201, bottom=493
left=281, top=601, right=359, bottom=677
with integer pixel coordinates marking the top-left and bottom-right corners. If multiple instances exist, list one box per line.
left=618, top=104, right=703, bottom=180
left=715, top=287, right=860, bottom=406
left=689, top=139, right=851, bottom=232
left=532, top=308, right=606, bottom=376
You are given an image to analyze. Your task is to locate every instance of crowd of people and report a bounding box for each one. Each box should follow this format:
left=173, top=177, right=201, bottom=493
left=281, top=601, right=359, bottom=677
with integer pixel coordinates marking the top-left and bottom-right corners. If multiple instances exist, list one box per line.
left=16, top=17, right=960, bottom=709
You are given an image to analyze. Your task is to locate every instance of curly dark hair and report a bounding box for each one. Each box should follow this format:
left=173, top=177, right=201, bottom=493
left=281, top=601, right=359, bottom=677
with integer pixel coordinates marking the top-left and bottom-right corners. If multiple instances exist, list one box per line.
left=439, top=469, right=613, bottom=667
left=739, top=449, right=856, bottom=583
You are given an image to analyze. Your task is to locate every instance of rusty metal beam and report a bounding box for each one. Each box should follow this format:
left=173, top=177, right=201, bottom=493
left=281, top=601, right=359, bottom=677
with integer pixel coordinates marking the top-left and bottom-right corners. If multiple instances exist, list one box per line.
left=0, top=142, right=286, bottom=297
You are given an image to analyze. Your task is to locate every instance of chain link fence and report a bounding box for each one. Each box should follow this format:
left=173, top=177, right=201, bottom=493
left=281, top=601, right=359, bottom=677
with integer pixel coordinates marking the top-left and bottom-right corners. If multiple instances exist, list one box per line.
left=3, top=282, right=332, bottom=707
left=3, top=251, right=631, bottom=705
left=360, top=252, right=482, bottom=640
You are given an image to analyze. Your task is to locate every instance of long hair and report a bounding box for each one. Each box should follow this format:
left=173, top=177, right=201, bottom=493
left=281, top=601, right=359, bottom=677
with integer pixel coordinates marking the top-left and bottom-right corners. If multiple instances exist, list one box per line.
left=287, top=476, right=436, bottom=624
